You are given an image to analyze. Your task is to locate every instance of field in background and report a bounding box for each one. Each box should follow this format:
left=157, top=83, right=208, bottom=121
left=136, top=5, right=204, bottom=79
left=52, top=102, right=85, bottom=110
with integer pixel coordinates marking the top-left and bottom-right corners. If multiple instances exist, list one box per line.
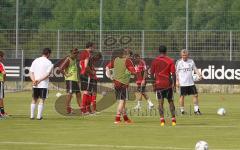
left=0, top=91, right=240, bottom=150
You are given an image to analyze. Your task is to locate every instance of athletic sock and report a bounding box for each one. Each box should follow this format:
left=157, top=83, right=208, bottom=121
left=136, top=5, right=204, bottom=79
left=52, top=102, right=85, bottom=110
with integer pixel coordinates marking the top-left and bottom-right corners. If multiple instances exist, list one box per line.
left=30, top=104, right=36, bottom=118
left=91, top=95, right=97, bottom=112
left=172, top=117, right=176, bottom=123
left=123, top=112, right=129, bottom=121
left=194, top=105, right=199, bottom=112
left=37, top=104, right=44, bottom=119
left=180, top=107, right=185, bottom=112
left=147, top=99, right=153, bottom=106
left=81, top=94, right=88, bottom=113
left=0, top=107, right=5, bottom=114
left=115, top=113, right=121, bottom=122
left=66, top=105, right=72, bottom=113
left=160, top=117, right=165, bottom=123
left=137, top=100, right=141, bottom=106
left=86, top=95, right=92, bottom=113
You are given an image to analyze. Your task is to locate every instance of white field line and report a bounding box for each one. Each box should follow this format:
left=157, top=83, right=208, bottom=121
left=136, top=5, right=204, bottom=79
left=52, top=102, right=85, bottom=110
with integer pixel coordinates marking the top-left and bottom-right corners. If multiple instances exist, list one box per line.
left=0, top=141, right=191, bottom=150
left=0, top=141, right=237, bottom=150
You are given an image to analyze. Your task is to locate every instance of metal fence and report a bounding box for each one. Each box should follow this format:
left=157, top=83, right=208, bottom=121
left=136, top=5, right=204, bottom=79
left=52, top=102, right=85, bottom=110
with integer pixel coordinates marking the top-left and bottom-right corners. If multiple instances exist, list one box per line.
left=1, top=29, right=240, bottom=60
left=1, top=0, right=240, bottom=60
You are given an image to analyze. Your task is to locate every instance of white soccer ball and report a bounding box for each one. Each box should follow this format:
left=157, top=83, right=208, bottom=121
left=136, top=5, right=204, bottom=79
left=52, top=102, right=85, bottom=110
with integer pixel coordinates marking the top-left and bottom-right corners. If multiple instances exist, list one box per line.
left=195, top=141, right=208, bottom=150
left=193, top=74, right=200, bottom=81
left=56, top=92, right=62, bottom=97
left=217, top=108, right=226, bottom=116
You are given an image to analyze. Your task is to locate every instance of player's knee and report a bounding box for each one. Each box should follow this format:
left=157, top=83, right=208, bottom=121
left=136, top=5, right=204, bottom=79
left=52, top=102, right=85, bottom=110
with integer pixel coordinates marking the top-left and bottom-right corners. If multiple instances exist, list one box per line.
left=67, top=92, right=73, bottom=96
left=83, top=91, right=89, bottom=95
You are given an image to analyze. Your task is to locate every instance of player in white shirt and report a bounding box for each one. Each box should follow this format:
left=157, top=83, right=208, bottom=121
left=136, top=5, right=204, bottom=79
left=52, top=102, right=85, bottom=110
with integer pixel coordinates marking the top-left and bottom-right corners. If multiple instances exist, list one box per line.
left=29, top=48, right=53, bottom=120
left=176, top=49, right=203, bottom=115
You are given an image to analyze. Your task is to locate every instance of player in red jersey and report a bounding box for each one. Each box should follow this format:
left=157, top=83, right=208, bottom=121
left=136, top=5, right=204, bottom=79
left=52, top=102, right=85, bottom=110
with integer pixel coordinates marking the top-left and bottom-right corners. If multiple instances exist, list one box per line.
left=0, top=51, right=7, bottom=118
left=133, top=54, right=154, bottom=110
left=151, top=45, right=176, bottom=126
left=107, top=48, right=136, bottom=124
left=87, top=51, right=102, bottom=113
left=79, top=42, right=96, bottom=114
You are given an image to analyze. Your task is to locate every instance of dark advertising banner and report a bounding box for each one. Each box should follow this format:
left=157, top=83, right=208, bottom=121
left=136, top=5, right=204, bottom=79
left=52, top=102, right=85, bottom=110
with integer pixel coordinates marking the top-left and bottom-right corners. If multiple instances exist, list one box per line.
left=4, top=59, right=22, bottom=81
left=17, top=59, right=240, bottom=84
left=194, top=60, right=240, bottom=84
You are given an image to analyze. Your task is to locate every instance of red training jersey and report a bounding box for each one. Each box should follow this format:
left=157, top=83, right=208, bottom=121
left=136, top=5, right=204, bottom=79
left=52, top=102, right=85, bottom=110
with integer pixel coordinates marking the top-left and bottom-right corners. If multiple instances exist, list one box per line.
left=135, top=59, right=147, bottom=85
left=151, top=55, right=175, bottom=89
left=79, top=49, right=90, bottom=75
left=0, top=63, right=5, bottom=73
left=105, top=60, right=114, bottom=69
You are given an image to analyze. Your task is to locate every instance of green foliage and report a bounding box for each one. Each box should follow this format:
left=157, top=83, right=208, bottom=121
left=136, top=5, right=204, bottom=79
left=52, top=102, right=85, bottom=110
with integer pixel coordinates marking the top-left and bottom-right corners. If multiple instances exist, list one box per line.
left=1, top=0, right=240, bottom=30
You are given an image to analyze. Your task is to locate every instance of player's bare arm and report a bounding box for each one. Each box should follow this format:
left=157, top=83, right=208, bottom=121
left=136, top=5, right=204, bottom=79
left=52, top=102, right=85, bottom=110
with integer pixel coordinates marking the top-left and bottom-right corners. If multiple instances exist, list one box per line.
left=30, top=71, right=37, bottom=86
left=58, top=57, right=70, bottom=77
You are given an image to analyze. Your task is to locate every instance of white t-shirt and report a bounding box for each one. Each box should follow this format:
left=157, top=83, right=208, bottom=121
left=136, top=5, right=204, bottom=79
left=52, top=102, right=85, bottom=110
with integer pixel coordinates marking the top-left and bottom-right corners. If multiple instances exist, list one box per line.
left=30, top=56, right=53, bottom=88
left=176, top=58, right=197, bottom=86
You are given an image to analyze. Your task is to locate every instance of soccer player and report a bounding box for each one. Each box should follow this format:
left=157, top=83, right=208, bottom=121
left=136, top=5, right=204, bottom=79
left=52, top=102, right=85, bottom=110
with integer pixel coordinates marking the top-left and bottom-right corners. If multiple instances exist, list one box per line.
left=29, top=48, right=53, bottom=120
left=88, top=51, right=102, bottom=113
left=133, top=54, right=154, bottom=110
left=0, top=51, right=7, bottom=118
left=176, top=49, right=203, bottom=115
left=151, top=45, right=176, bottom=126
left=79, top=42, right=96, bottom=114
left=58, top=48, right=81, bottom=114
left=108, top=48, right=136, bottom=124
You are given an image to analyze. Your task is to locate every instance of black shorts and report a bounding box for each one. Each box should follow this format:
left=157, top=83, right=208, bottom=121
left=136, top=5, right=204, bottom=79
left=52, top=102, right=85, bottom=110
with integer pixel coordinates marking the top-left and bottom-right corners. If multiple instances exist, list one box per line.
left=156, top=88, right=173, bottom=100
left=80, top=75, right=97, bottom=93
left=66, top=80, right=80, bottom=94
left=115, top=87, right=128, bottom=100
left=0, top=82, right=4, bottom=99
left=136, top=84, right=146, bottom=93
left=32, top=88, right=48, bottom=100
left=180, top=85, right=198, bottom=96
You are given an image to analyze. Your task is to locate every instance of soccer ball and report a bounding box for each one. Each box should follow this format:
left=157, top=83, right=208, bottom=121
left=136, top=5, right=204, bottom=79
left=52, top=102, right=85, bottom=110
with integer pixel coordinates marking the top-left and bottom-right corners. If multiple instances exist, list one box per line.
left=56, top=92, right=62, bottom=97
left=217, top=108, right=226, bottom=116
left=193, top=74, right=200, bottom=81
left=195, top=141, right=208, bottom=150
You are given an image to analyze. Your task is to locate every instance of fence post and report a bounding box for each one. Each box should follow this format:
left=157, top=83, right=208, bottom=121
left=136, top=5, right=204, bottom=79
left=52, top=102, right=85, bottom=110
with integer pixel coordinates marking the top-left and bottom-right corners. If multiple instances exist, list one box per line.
left=57, top=29, right=60, bottom=59
left=141, top=30, right=145, bottom=58
left=185, top=0, right=189, bottom=50
left=15, top=0, right=19, bottom=58
left=99, top=0, right=103, bottom=52
left=230, top=30, right=232, bottom=61
left=21, top=50, right=24, bottom=90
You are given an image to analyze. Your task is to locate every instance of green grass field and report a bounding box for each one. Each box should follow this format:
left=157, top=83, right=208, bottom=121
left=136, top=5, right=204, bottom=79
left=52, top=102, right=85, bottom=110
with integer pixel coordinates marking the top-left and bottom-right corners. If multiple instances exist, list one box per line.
left=0, top=91, right=240, bottom=150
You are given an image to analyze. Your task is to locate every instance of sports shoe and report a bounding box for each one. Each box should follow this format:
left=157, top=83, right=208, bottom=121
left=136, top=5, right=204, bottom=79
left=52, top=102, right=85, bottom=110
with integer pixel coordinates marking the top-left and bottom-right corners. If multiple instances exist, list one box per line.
left=82, top=112, right=90, bottom=116
left=160, top=118, right=165, bottom=126
left=160, top=122, right=165, bottom=126
left=194, top=110, right=202, bottom=115
left=172, top=118, right=176, bottom=126
left=0, top=113, right=9, bottom=118
left=30, top=117, right=35, bottom=120
left=66, top=107, right=73, bottom=114
left=37, top=117, right=43, bottom=120
left=114, top=120, right=121, bottom=124
left=172, top=122, right=176, bottom=126
left=124, top=119, right=133, bottom=124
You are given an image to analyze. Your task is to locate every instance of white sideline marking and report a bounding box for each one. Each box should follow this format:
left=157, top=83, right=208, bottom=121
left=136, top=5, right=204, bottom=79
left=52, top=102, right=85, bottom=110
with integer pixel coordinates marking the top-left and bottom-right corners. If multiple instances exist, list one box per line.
left=0, top=141, right=237, bottom=150
left=0, top=142, right=237, bottom=150
left=0, top=141, right=191, bottom=150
